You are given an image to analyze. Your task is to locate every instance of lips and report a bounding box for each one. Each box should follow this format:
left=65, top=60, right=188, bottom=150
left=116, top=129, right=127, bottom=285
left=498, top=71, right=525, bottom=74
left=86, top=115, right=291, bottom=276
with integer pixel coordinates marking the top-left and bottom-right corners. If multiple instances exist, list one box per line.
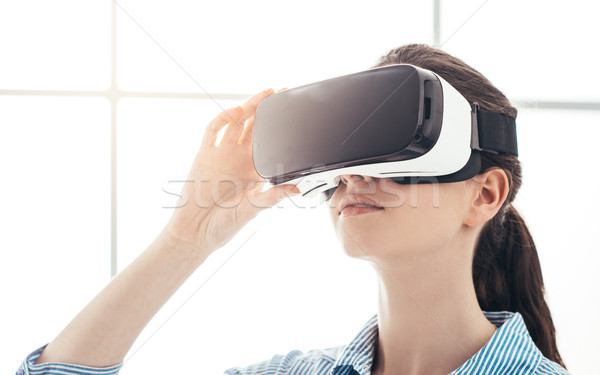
left=338, top=194, right=383, bottom=214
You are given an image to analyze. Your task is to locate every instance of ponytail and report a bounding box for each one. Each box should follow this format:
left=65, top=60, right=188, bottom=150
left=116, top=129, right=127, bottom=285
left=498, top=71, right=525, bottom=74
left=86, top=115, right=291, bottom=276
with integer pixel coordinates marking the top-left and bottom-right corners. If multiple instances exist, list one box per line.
left=373, top=43, right=567, bottom=369
left=473, top=201, right=566, bottom=368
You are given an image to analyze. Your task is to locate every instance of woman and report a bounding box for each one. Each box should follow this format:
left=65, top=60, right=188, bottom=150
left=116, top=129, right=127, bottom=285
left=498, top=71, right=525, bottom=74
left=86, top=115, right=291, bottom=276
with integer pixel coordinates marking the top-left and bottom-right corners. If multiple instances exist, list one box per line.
left=17, top=44, right=569, bottom=374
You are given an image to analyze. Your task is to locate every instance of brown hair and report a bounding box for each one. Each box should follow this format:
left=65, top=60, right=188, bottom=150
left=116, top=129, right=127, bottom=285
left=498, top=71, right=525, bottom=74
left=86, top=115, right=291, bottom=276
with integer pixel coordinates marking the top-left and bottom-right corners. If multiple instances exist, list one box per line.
left=372, top=44, right=566, bottom=368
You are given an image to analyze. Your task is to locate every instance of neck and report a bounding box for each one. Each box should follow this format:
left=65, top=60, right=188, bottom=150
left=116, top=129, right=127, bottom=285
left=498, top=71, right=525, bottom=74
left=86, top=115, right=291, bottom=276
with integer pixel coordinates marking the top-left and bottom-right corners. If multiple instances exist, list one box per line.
left=369, top=245, right=497, bottom=375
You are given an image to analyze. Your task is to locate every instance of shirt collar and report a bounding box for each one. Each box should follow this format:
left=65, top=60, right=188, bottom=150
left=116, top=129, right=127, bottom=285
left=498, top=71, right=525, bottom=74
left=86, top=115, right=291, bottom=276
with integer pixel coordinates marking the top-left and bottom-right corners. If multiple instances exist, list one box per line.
left=330, top=314, right=378, bottom=375
left=330, top=311, right=543, bottom=375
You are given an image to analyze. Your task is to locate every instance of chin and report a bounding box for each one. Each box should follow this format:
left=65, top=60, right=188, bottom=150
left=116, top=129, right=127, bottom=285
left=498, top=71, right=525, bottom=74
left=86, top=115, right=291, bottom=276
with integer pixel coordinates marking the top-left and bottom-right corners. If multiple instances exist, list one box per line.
left=342, top=246, right=379, bottom=260
left=336, top=227, right=387, bottom=259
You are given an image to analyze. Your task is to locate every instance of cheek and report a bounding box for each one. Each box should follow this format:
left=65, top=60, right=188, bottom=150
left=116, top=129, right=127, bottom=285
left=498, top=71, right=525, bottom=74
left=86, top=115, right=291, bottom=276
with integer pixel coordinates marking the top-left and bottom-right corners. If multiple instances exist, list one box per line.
left=381, top=199, right=446, bottom=253
left=327, top=181, right=469, bottom=258
left=339, top=184, right=465, bottom=257
left=391, top=184, right=466, bottom=249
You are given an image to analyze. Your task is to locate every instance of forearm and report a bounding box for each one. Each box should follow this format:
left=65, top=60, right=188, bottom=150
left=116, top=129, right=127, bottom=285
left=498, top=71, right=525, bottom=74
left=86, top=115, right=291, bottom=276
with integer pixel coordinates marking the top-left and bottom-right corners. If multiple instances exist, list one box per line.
left=30, top=88, right=284, bottom=370
left=35, top=228, right=212, bottom=368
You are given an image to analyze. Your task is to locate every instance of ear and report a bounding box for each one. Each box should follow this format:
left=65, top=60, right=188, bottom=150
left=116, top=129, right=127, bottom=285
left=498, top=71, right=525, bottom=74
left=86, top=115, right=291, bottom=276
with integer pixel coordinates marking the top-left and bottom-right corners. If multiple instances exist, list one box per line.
left=464, top=168, right=510, bottom=228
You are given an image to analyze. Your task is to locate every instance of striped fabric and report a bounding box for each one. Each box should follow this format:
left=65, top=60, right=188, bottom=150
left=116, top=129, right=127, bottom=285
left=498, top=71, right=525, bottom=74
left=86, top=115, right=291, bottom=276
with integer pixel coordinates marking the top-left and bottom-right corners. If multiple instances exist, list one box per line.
left=223, top=311, right=570, bottom=375
left=16, top=345, right=122, bottom=375
left=17, top=311, right=569, bottom=375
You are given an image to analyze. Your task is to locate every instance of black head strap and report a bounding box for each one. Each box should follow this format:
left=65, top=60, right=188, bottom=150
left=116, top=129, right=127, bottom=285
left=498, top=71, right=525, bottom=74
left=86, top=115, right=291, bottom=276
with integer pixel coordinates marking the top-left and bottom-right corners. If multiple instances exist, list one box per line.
left=470, top=102, right=518, bottom=157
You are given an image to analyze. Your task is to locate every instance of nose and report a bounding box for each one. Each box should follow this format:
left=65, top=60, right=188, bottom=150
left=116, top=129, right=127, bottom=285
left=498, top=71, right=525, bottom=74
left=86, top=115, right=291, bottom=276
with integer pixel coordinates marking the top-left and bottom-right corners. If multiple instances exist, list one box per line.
left=338, top=174, right=377, bottom=197
left=329, top=174, right=376, bottom=203
left=339, top=174, right=374, bottom=186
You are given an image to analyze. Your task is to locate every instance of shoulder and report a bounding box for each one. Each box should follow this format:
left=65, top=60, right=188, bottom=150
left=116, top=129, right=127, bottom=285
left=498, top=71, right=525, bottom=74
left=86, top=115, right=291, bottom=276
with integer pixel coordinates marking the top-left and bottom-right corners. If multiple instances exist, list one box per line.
left=533, top=356, right=571, bottom=375
left=223, top=346, right=344, bottom=375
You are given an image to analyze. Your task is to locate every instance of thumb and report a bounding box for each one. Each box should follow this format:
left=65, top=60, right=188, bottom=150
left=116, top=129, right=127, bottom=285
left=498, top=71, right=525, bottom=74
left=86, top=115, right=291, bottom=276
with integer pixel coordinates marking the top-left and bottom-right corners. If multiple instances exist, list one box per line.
left=256, top=184, right=301, bottom=208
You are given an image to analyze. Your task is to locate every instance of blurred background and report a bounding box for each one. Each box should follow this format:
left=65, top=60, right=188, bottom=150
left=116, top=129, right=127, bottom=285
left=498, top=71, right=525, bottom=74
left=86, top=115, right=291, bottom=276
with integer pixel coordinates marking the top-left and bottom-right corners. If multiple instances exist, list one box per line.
left=1, top=1, right=598, bottom=374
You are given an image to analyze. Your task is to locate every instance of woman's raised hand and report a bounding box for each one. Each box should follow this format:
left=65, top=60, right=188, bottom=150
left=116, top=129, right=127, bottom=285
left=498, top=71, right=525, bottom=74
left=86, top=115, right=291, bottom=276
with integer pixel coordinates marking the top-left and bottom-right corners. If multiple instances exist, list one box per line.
left=163, top=88, right=300, bottom=257
left=32, top=89, right=300, bottom=368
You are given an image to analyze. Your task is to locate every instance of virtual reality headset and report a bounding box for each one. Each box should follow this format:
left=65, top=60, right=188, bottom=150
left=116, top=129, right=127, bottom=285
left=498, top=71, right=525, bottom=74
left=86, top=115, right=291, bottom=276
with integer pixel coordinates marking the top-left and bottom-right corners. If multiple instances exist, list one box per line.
left=252, top=64, right=518, bottom=204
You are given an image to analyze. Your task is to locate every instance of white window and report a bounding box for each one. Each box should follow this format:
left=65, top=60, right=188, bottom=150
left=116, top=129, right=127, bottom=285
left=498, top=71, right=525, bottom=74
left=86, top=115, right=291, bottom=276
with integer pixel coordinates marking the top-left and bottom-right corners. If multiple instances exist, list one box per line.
left=2, top=1, right=598, bottom=374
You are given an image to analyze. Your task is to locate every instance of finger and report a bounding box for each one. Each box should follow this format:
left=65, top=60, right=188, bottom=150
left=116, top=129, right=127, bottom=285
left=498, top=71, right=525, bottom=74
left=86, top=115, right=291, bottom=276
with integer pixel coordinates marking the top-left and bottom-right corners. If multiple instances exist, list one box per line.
left=239, top=88, right=283, bottom=145
left=238, top=114, right=255, bottom=145
left=221, top=114, right=246, bottom=145
left=201, top=106, right=244, bottom=149
left=240, top=88, right=275, bottom=118
left=250, top=184, right=301, bottom=209
left=224, top=88, right=275, bottom=145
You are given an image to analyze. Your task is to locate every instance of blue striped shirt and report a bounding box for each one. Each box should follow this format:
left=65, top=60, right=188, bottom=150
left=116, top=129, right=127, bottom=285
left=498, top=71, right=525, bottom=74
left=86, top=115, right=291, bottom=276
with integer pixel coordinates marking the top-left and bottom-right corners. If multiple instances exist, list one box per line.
left=17, top=311, right=569, bottom=374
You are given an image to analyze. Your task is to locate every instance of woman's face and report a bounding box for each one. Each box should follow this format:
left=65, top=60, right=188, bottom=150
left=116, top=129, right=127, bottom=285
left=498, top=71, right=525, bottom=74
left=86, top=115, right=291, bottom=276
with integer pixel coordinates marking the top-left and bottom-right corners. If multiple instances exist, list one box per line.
left=328, top=174, right=475, bottom=261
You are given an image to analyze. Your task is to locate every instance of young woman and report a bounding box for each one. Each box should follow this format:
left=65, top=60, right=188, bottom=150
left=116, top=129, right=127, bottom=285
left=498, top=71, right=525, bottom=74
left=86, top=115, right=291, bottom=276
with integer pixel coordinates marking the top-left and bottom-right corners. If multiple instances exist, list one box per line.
left=17, top=44, right=569, bottom=374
